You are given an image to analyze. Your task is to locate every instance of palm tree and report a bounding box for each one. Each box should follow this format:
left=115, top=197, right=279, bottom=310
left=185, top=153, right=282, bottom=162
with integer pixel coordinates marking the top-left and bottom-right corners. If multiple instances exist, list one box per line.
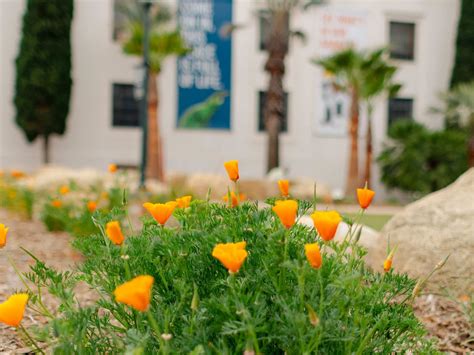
left=434, top=81, right=474, bottom=167
left=313, top=48, right=399, bottom=193
left=261, top=0, right=323, bottom=172
left=359, top=49, right=400, bottom=186
left=119, top=2, right=188, bottom=181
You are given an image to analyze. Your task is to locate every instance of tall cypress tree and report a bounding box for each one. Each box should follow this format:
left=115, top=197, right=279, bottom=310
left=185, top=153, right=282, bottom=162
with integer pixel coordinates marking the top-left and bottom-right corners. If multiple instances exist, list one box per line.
left=14, top=0, right=73, bottom=164
left=451, top=0, right=474, bottom=87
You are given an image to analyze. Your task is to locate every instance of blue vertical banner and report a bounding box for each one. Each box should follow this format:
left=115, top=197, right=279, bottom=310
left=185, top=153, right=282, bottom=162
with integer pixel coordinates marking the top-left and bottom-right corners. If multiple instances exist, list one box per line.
left=177, top=0, right=232, bottom=130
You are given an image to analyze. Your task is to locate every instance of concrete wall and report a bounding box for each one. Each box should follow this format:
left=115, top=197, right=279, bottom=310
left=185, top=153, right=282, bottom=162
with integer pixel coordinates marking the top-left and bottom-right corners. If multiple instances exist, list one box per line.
left=0, top=0, right=460, bottom=194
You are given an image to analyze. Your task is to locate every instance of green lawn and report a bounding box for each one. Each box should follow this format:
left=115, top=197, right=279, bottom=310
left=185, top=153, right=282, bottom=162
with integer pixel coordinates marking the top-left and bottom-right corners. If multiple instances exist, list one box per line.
left=345, top=213, right=393, bottom=232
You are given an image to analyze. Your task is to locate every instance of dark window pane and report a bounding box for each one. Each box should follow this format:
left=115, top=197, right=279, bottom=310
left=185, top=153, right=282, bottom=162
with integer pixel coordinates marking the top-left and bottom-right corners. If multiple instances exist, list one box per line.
left=389, top=21, right=415, bottom=60
left=258, top=91, right=288, bottom=132
left=388, top=98, right=413, bottom=128
left=112, top=83, right=140, bottom=127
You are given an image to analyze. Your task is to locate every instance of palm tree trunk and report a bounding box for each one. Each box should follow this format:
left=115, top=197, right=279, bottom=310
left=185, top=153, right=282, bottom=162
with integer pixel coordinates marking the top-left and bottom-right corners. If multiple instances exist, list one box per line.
left=346, top=87, right=359, bottom=196
left=146, top=72, right=164, bottom=181
left=264, top=11, right=288, bottom=173
left=43, top=134, right=50, bottom=165
left=363, top=106, right=373, bottom=186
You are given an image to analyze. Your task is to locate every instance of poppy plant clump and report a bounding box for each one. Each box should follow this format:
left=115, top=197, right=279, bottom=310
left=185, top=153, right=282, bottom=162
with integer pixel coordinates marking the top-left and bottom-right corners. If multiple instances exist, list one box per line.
left=8, top=160, right=436, bottom=354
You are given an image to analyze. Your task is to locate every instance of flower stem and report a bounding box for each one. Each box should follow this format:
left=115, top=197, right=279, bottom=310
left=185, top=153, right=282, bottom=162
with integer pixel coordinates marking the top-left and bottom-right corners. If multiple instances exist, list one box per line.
left=147, top=311, right=168, bottom=354
left=20, top=324, right=45, bottom=355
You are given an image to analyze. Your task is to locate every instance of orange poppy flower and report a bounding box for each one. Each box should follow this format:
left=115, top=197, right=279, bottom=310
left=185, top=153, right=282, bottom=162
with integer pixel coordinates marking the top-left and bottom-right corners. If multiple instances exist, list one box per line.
left=212, top=241, right=248, bottom=274
left=224, top=160, right=239, bottom=182
left=310, top=211, right=341, bottom=241
left=106, top=221, right=125, bottom=245
left=0, top=224, right=8, bottom=248
left=51, top=200, right=62, bottom=208
left=87, top=201, right=97, bottom=213
left=108, top=164, right=118, bottom=173
left=59, top=185, right=70, bottom=195
left=176, top=195, right=192, bottom=209
left=222, top=191, right=246, bottom=207
left=114, top=275, right=154, bottom=312
left=143, top=201, right=177, bottom=225
left=272, top=200, right=298, bottom=229
left=357, top=186, right=375, bottom=209
left=10, top=170, right=25, bottom=179
left=0, top=294, right=29, bottom=327
left=278, top=179, right=289, bottom=197
left=305, top=243, right=322, bottom=269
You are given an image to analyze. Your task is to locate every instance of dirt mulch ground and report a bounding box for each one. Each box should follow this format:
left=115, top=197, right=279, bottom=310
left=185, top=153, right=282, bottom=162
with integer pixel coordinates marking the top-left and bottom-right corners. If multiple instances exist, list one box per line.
left=0, top=208, right=472, bottom=354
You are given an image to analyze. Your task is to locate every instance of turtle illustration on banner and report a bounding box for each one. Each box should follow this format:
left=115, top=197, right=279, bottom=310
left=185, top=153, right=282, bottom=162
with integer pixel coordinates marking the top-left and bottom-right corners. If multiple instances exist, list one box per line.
left=178, top=91, right=228, bottom=129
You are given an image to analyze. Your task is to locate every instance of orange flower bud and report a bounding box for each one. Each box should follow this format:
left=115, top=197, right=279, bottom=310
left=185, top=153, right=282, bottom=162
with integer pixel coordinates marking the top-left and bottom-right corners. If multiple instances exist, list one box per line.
left=212, top=241, right=248, bottom=274
left=114, top=275, right=154, bottom=312
left=143, top=201, right=177, bottom=225
left=51, top=200, right=62, bottom=208
left=0, top=293, right=29, bottom=327
left=106, top=221, right=125, bottom=245
left=306, top=303, right=320, bottom=326
left=383, top=247, right=396, bottom=272
left=87, top=201, right=97, bottom=213
left=0, top=224, right=8, bottom=248
left=272, top=200, right=298, bottom=229
left=222, top=191, right=246, bottom=207
left=304, top=243, right=322, bottom=269
left=108, top=164, right=118, bottom=173
left=357, top=186, right=375, bottom=209
left=224, top=160, right=239, bottom=182
left=175, top=195, right=192, bottom=209
left=278, top=179, right=289, bottom=197
left=59, top=185, right=70, bottom=195
left=310, top=211, right=341, bottom=241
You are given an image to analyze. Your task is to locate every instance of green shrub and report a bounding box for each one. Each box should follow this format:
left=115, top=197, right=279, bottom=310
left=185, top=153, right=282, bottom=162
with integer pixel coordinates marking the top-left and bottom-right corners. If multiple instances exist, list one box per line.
left=25, top=200, right=436, bottom=353
left=40, top=201, right=71, bottom=232
left=378, top=120, right=469, bottom=194
left=0, top=182, right=35, bottom=220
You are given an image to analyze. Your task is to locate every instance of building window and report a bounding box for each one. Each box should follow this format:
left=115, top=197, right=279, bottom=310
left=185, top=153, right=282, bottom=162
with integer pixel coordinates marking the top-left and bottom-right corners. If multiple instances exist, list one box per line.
left=388, top=98, right=413, bottom=128
left=258, top=91, right=288, bottom=132
left=259, top=10, right=289, bottom=51
left=389, top=21, right=415, bottom=60
left=112, top=83, right=140, bottom=127
left=113, top=0, right=128, bottom=41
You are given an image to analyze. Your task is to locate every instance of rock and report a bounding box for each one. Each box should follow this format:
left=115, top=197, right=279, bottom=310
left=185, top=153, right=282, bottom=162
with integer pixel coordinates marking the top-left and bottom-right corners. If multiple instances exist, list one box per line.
left=370, top=168, right=474, bottom=294
left=291, top=177, right=332, bottom=202
left=238, top=179, right=279, bottom=200
left=299, top=215, right=380, bottom=253
left=185, top=173, right=229, bottom=200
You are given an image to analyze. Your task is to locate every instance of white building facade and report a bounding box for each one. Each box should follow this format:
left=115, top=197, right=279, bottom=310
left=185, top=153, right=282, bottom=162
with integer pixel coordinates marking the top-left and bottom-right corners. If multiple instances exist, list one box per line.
left=0, top=0, right=460, bottom=194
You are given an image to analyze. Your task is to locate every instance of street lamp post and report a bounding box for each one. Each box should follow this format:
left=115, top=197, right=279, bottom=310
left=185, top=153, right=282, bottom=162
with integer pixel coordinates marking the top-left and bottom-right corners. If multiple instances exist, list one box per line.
left=139, top=0, right=152, bottom=188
